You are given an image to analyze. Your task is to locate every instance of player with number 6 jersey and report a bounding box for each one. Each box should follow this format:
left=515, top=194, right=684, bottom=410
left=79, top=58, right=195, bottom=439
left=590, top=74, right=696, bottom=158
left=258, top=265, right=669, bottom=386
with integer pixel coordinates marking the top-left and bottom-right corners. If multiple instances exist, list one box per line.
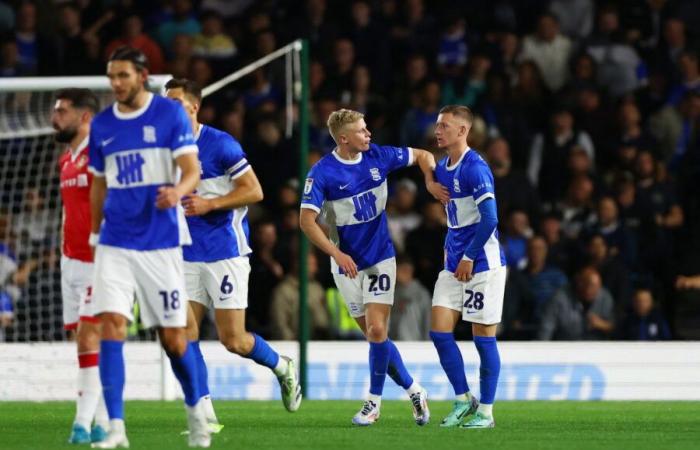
left=164, top=79, right=302, bottom=429
left=300, top=109, right=447, bottom=427
left=428, top=105, right=506, bottom=429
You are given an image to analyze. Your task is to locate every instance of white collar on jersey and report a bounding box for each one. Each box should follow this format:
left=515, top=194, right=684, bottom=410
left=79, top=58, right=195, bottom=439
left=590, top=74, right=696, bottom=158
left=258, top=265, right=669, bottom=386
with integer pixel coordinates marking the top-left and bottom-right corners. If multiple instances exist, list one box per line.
left=69, top=136, right=89, bottom=162
left=332, top=147, right=363, bottom=165
left=195, top=123, right=203, bottom=141
left=446, top=147, right=470, bottom=171
left=112, top=92, right=154, bottom=120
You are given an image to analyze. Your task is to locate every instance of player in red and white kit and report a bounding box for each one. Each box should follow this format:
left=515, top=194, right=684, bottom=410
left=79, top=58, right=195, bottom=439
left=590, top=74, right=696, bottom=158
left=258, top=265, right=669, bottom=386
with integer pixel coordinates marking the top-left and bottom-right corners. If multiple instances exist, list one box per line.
left=53, top=88, right=109, bottom=444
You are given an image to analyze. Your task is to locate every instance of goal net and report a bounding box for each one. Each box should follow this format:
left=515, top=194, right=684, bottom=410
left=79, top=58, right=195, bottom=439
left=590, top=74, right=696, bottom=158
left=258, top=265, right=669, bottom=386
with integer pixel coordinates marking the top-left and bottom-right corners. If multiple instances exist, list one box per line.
left=0, top=40, right=305, bottom=343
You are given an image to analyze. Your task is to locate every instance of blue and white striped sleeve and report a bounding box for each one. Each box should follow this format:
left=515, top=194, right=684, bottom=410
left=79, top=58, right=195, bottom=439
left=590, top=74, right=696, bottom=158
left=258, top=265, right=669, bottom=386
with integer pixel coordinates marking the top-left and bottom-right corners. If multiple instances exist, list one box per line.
left=220, top=136, right=251, bottom=180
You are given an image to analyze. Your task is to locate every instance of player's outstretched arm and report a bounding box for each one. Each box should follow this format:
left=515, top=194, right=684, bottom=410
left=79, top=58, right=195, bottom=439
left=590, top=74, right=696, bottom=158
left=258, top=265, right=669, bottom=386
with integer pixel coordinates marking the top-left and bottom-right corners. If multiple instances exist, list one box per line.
left=182, top=169, right=263, bottom=216
left=299, top=208, right=358, bottom=278
left=89, top=176, right=107, bottom=237
left=411, top=148, right=449, bottom=204
left=156, top=153, right=201, bottom=209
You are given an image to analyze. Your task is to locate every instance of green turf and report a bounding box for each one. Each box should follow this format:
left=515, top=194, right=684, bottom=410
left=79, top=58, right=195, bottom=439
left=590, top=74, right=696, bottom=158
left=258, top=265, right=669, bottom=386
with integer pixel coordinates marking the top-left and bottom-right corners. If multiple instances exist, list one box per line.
left=1, top=400, right=698, bottom=450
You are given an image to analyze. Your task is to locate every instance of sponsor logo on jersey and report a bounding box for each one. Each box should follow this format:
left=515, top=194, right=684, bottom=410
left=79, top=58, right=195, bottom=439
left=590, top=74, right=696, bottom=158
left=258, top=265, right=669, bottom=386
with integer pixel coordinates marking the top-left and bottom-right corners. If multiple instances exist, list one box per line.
left=143, top=125, right=157, bottom=143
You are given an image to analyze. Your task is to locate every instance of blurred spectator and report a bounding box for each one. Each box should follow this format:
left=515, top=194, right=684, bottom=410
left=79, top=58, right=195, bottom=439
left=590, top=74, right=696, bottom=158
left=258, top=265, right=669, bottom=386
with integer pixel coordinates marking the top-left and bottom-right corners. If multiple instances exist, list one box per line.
left=441, top=53, right=490, bottom=108
left=436, top=17, right=468, bottom=77
left=585, top=5, right=642, bottom=98
left=192, top=10, right=236, bottom=60
left=549, top=0, right=593, bottom=40
left=507, top=236, right=568, bottom=338
left=539, top=211, right=573, bottom=273
left=0, top=35, right=23, bottom=77
left=389, top=255, right=431, bottom=341
left=387, top=179, right=421, bottom=253
left=310, top=97, right=338, bottom=154
left=501, top=209, right=532, bottom=270
left=586, top=196, right=637, bottom=265
left=618, top=288, right=671, bottom=340
left=166, top=33, right=194, bottom=78
left=270, top=251, right=329, bottom=340
left=616, top=100, right=657, bottom=156
left=651, top=17, right=687, bottom=81
left=528, top=107, right=595, bottom=204
left=486, top=137, right=541, bottom=226
left=154, top=0, right=201, bottom=54
left=243, top=69, right=282, bottom=112
left=406, top=202, right=446, bottom=290
left=666, top=51, right=700, bottom=106
left=650, top=90, right=700, bottom=166
left=56, top=2, right=100, bottom=75
left=538, top=266, right=615, bottom=340
left=248, top=221, right=286, bottom=336
left=14, top=0, right=58, bottom=75
left=105, top=14, right=165, bottom=74
left=391, top=53, right=429, bottom=116
left=0, top=2, right=13, bottom=34
left=12, top=187, right=58, bottom=258
left=326, top=38, right=355, bottom=104
left=558, top=174, right=597, bottom=240
left=399, top=79, right=440, bottom=147
left=584, top=233, right=633, bottom=312
left=348, top=0, right=390, bottom=89
left=519, top=13, right=572, bottom=92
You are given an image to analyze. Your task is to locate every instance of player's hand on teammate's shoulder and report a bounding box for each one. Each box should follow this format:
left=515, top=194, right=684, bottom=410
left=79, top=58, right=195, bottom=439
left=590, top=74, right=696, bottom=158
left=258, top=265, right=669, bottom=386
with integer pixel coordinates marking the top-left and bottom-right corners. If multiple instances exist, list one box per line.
left=156, top=186, right=180, bottom=209
left=454, top=259, right=474, bottom=282
left=427, top=181, right=450, bottom=205
left=182, top=193, right=213, bottom=216
left=332, top=249, right=358, bottom=279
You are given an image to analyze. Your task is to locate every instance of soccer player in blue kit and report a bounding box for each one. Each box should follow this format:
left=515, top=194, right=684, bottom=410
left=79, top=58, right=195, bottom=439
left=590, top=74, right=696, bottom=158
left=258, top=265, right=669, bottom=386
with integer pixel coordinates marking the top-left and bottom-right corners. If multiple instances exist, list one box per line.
left=88, top=48, right=210, bottom=448
left=164, top=78, right=301, bottom=429
left=300, top=109, right=448, bottom=426
left=429, top=105, right=506, bottom=429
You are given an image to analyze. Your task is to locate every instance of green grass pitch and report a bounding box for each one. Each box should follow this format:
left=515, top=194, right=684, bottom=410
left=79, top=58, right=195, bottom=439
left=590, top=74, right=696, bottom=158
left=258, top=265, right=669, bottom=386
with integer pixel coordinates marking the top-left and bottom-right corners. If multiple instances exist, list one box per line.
left=1, top=400, right=698, bottom=450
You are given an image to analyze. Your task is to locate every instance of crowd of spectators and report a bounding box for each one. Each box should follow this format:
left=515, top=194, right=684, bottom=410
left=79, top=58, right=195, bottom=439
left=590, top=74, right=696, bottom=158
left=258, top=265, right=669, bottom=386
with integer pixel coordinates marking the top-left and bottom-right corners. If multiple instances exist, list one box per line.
left=1, top=0, right=700, bottom=341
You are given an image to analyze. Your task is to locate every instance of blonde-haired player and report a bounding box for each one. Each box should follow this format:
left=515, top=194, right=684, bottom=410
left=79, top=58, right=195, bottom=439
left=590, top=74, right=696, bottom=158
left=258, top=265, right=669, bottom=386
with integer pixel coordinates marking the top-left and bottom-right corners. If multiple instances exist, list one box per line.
left=300, top=109, right=448, bottom=426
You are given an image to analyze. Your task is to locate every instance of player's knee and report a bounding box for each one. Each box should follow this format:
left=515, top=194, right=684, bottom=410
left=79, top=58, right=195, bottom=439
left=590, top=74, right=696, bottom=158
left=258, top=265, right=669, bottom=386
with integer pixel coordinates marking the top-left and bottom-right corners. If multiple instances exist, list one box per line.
left=366, top=322, right=387, bottom=342
left=161, top=338, right=187, bottom=357
left=221, top=335, right=249, bottom=355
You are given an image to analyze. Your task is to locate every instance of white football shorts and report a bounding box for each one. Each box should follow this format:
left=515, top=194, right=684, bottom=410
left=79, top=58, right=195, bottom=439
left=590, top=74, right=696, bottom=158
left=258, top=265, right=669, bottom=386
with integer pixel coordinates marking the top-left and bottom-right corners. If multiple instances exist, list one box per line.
left=61, top=255, right=98, bottom=329
left=332, top=257, right=396, bottom=318
left=92, top=245, right=187, bottom=328
left=432, top=265, right=506, bottom=325
left=185, top=256, right=250, bottom=309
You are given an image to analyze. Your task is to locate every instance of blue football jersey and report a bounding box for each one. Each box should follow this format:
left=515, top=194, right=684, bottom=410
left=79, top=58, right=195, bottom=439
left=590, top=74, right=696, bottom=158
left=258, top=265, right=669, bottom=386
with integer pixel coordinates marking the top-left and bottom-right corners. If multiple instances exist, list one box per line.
left=184, top=124, right=252, bottom=262
left=300, top=144, right=412, bottom=271
left=88, top=93, right=197, bottom=251
left=435, top=149, right=506, bottom=274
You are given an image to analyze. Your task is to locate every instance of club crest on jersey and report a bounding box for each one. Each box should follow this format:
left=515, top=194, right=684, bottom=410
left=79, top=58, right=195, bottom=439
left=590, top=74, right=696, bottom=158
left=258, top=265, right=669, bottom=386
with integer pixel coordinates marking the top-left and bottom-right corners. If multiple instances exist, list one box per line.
left=75, top=154, right=88, bottom=169
left=453, top=178, right=461, bottom=193
left=143, top=125, right=156, bottom=143
left=304, top=178, right=314, bottom=194
left=370, top=168, right=381, bottom=181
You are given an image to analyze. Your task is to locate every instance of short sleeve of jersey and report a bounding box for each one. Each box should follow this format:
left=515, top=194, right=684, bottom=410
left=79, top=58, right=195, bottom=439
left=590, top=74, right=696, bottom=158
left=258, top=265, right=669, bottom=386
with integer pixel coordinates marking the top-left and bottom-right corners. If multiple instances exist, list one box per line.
left=463, top=160, right=495, bottom=205
left=219, top=135, right=250, bottom=180
left=300, top=165, right=326, bottom=213
left=88, top=127, right=105, bottom=176
left=170, top=104, right=197, bottom=158
left=375, top=144, right=412, bottom=172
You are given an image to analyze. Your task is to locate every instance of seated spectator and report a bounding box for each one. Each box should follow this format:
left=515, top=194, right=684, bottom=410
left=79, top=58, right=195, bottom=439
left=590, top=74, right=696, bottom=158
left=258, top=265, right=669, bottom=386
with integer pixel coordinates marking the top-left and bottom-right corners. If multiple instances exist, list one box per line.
left=389, top=255, right=431, bottom=341
left=519, top=13, right=572, bottom=92
left=270, top=252, right=329, bottom=340
left=618, top=288, right=671, bottom=340
left=528, top=107, right=595, bottom=205
left=406, top=202, right=447, bottom=290
left=538, top=266, right=615, bottom=340
left=666, top=51, right=700, bottom=106
left=584, top=233, right=632, bottom=311
left=399, top=79, right=441, bottom=147
left=436, top=16, right=468, bottom=78
left=387, top=179, right=421, bottom=253
left=486, top=138, right=541, bottom=227
left=104, top=14, right=165, bottom=74
left=539, top=211, right=574, bottom=273
left=153, top=0, right=201, bottom=54
left=441, top=53, right=491, bottom=108
left=192, top=10, right=236, bottom=60
left=586, top=196, right=637, bottom=265
left=557, top=174, right=597, bottom=241
left=505, top=236, right=568, bottom=339
left=248, top=221, right=286, bottom=336
left=501, top=209, right=532, bottom=270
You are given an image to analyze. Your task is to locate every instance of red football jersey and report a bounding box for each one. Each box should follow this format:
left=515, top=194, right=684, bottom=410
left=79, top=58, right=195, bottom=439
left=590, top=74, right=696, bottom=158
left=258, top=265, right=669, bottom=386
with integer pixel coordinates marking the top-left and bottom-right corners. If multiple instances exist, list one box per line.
left=59, top=139, right=93, bottom=262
